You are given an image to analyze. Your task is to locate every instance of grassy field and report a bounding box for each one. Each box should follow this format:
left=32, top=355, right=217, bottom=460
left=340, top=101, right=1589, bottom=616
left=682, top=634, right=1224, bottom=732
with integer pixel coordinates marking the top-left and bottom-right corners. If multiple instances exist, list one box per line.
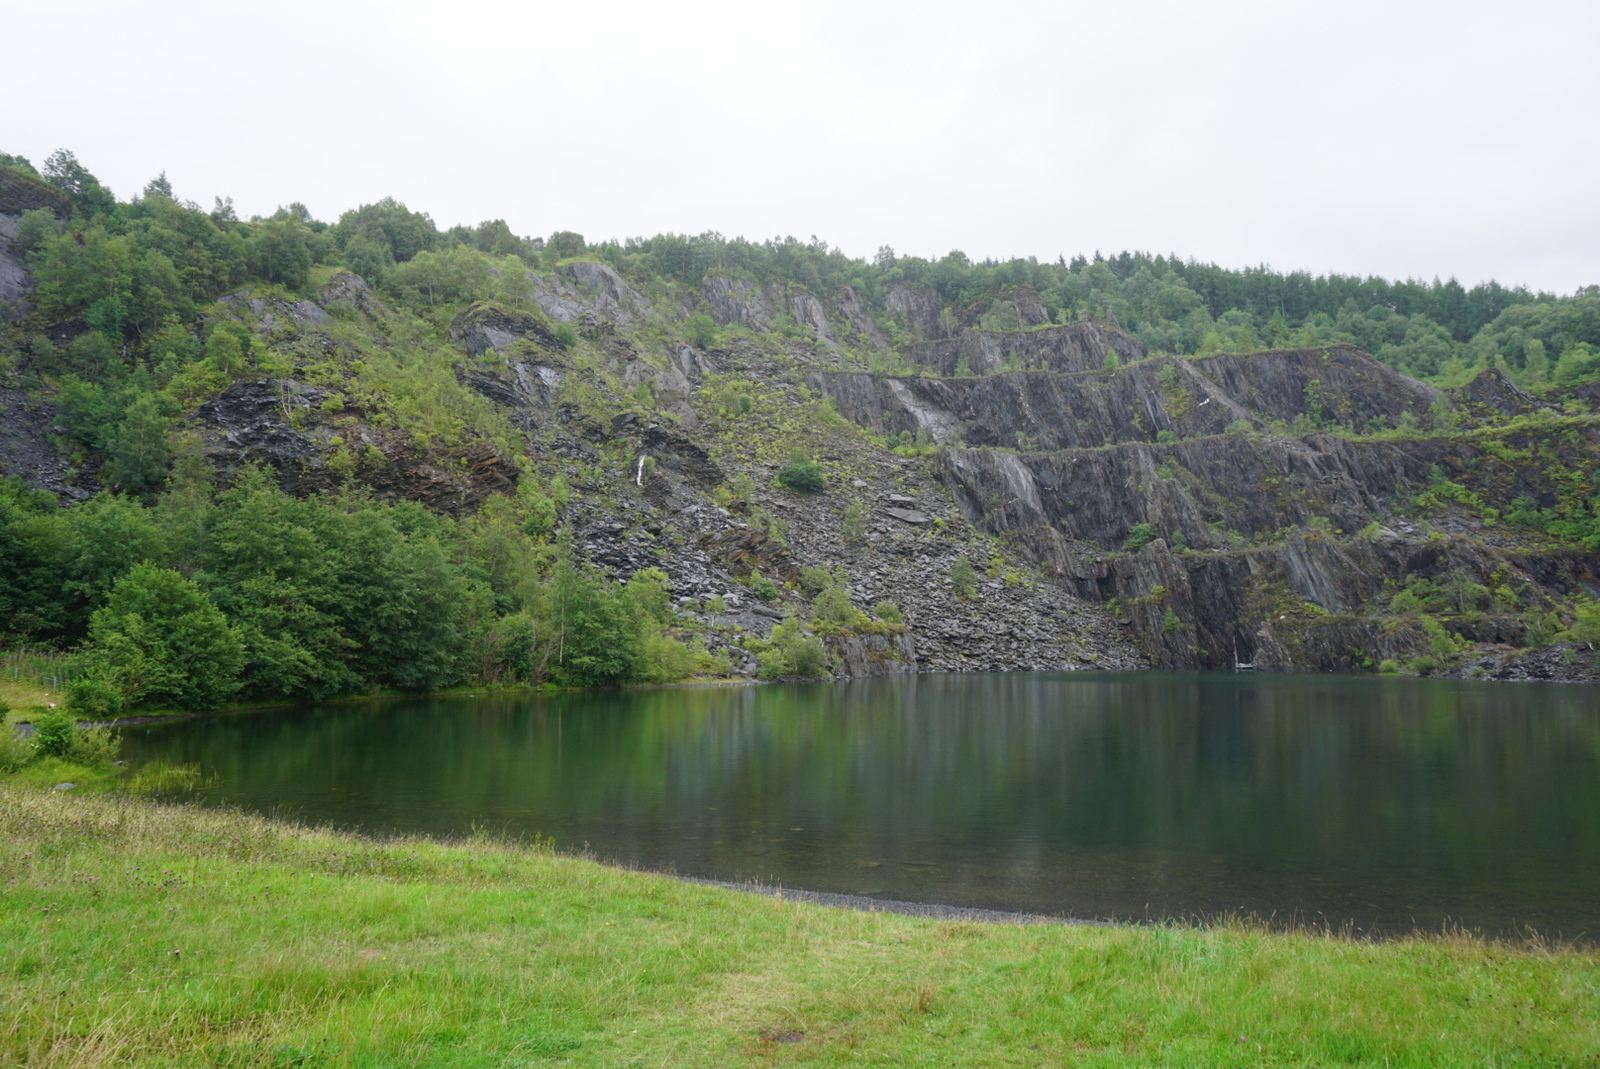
left=1, top=783, right=1596, bottom=1068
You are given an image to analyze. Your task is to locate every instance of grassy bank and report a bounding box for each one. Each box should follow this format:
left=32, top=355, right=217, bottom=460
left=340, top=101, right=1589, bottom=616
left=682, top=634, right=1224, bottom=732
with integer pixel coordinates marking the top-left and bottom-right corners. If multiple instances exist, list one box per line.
left=1, top=785, right=1595, bottom=1068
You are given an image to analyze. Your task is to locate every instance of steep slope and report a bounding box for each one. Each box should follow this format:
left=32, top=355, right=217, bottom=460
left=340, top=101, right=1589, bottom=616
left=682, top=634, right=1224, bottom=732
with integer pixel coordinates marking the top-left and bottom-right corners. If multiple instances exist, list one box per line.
left=809, top=347, right=1598, bottom=675
left=3, top=198, right=1597, bottom=686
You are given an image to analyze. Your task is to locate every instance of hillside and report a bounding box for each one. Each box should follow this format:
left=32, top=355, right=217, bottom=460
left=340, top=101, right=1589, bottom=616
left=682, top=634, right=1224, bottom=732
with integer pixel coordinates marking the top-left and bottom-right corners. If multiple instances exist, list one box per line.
left=3, top=150, right=1599, bottom=714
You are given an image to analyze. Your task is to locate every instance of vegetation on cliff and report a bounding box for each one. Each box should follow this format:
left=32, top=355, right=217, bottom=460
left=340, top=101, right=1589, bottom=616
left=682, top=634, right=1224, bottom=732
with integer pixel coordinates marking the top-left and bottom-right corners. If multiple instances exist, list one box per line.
left=2, top=147, right=1599, bottom=705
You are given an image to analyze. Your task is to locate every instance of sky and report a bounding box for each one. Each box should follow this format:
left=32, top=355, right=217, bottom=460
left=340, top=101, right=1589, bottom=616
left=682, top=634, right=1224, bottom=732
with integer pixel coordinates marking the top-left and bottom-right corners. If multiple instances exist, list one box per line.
left=5, top=0, right=1598, bottom=293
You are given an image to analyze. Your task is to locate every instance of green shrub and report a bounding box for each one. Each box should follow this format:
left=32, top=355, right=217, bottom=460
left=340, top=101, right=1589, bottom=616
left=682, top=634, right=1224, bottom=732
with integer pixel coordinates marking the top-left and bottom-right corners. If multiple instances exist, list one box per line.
left=951, top=558, right=978, bottom=598
left=1525, top=611, right=1564, bottom=648
left=873, top=601, right=904, bottom=624
left=1564, top=601, right=1600, bottom=646
left=1420, top=614, right=1465, bottom=658
left=1123, top=523, right=1157, bottom=552
left=798, top=565, right=833, bottom=595
left=685, top=314, right=718, bottom=349
left=756, top=648, right=789, bottom=681
left=777, top=452, right=826, bottom=494
left=1377, top=659, right=1400, bottom=674
left=29, top=707, right=75, bottom=758
left=757, top=618, right=829, bottom=679
left=786, top=636, right=826, bottom=677
left=841, top=501, right=867, bottom=543
left=812, top=581, right=860, bottom=627
left=65, top=671, right=129, bottom=719
left=750, top=573, right=779, bottom=601
left=1408, top=654, right=1443, bottom=675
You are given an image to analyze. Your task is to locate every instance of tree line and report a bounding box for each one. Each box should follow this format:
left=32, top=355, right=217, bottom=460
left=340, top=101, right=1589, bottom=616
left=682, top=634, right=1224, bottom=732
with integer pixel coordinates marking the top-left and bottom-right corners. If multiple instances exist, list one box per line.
left=4, top=147, right=1597, bottom=397
left=0, top=468, right=705, bottom=714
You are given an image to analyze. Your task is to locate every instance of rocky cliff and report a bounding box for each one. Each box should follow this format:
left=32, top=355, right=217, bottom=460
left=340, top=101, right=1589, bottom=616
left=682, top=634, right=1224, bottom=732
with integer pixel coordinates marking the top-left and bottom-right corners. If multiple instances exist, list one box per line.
left=5, top=234, right=1597, bottom=682
left=807, top=343, right=1597, bottom=673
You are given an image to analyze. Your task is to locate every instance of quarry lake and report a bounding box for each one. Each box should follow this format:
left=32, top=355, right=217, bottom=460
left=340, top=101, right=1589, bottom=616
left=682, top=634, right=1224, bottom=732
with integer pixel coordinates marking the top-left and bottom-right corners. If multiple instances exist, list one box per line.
left=122, top=672, right=1600, bottom=939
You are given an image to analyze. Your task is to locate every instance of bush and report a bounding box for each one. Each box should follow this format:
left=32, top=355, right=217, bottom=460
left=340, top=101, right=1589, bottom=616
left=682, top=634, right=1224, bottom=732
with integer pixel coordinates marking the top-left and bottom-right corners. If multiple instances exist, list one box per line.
left=22, top=706, right=118, bottom=766
left=812, top=580, right=860, bottom=627
left=788, top=635, right=827, bottom=677
left=841, top=501, right=867, bottom=543
left=29, top=707, right=79, bottom=759
left=756, top=648, right=789, bottom=681
left=1420, top=614, right=1464, bottom=658
left=639, top=630, right=696, bottom=684
left=750, top=572, right=779, bottom=601
left=1377, top=659, right=1400, bottom=674
left=1123, top=523, right=1158, bottom=552
left=1408, top=655, right=1443, bottom=676
left=685, top=314, right=718, bottom=349
left=66, top=671, right=130, bottom=719
left=777, top=452, right=825, bottom=494
left=76, top=563, right=245, bottom=712
left=798, top=565, right=833, bottom=595
left=873, top=601, right=904, bottom=624
left=761, top=618, right=829, bottom=679
left=951, top=558, right=978, bottom=598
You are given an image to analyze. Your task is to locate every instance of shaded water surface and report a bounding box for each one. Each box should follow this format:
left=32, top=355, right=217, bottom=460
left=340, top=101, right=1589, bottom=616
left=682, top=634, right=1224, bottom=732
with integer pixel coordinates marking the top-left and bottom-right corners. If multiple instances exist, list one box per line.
left=121, top=672, right=1600, bottom=938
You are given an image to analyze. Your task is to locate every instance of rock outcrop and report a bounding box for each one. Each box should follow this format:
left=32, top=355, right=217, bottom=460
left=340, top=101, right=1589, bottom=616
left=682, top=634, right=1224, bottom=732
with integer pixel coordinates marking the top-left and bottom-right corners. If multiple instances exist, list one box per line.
left=812, top=346, right=1436, bottom=451
left=802, top=335, right=1599, bottom=672
left=0, top=169, right=69, bottom=319
left=531, top=261, right=651, bottom=328
left=448, top=300, right=563, bottom=356
left=700, top=274, right=837, bottom=345
left=0, top=214, right=32, bottom=318
left=906, top=322, right=1147, bottom=376
left=191, top=378, right=519, bottom=514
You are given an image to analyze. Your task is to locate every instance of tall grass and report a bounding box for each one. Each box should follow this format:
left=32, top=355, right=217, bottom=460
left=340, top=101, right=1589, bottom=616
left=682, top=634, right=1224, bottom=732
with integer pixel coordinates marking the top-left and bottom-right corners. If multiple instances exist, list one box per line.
left=1, top=646, right=79, bottom=694
left=1, top=784, right=1595, bottom=1068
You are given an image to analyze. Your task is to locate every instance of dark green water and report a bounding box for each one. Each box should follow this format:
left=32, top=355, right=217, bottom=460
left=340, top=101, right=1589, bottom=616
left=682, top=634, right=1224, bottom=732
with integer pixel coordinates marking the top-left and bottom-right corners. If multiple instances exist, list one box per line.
left=120, top=672, right=1600, bottom=938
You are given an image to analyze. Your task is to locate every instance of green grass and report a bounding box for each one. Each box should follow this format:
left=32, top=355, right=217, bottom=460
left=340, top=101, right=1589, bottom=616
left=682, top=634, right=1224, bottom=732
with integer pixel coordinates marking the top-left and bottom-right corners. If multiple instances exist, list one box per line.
left=1, top=785, right=1596, bottom=1068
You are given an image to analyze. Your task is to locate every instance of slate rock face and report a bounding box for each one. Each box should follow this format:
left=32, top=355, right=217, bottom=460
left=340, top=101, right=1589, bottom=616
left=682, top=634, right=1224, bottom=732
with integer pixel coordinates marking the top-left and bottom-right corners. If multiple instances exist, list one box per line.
left=906, top=322, right=1147, bottom=376
left=532, top=261, right=651, bottom=327
left=1456, top=365, right=1547, bottom=418
left=812, top=346, right=1437, bottom=452
left=318, top=271, right=388, bottom=316
left=803, top=336, right=1599, bottom=672
left=884, top=283, right=947, bottom=341
left=195, top=379, right=326, bottom=471
left=448, top=300, right=563, bottom=356
left=0, top=168, right=67, bottom=318
left=0, top=214, right=33, bottom=318
left=0, top=387, right=87, bottom=500
left=191, top=378, right=518, bottom=515
left=217, top=290, right=331, bottom=333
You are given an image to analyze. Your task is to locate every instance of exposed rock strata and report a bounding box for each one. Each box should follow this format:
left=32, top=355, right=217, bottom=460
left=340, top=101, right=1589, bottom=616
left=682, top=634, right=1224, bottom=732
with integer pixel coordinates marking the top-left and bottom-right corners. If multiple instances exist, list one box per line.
left=906, top=322, right=1147, bottom=377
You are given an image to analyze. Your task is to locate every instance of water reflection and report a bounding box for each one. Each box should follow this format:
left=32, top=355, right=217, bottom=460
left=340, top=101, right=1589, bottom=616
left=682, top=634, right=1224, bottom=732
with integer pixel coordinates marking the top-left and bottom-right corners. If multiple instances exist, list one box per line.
left=121, top=672, right=1600, bottom=938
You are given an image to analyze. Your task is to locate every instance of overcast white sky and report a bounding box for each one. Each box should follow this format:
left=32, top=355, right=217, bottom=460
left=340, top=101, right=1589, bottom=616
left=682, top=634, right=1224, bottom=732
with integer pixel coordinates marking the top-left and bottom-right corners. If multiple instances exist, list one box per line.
left=6, top=0, right=1597, bottom=292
